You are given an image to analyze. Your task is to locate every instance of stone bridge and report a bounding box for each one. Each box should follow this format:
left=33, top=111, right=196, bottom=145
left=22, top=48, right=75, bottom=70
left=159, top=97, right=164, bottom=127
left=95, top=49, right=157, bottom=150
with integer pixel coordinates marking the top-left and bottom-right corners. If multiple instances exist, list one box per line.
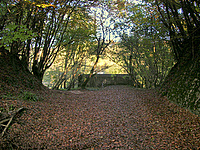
left=78, top=74, right=133, bottom=87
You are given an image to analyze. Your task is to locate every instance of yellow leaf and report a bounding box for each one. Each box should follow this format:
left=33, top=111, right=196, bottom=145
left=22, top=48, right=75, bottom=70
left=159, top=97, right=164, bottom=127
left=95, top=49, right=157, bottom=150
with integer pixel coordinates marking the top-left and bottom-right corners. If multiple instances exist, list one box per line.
left=36, top=3, right=55, bottom=8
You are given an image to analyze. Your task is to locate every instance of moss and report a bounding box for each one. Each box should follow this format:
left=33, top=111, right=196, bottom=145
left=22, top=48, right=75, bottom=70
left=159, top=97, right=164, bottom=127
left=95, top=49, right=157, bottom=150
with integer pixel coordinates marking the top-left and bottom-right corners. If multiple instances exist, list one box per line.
left=160, top=59, right=200, bottom=116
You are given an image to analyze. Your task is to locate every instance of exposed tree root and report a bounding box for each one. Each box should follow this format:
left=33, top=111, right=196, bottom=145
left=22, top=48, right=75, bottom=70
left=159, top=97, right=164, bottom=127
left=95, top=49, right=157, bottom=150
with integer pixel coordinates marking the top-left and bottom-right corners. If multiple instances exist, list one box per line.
left=0, top=107, right=25, bottom=137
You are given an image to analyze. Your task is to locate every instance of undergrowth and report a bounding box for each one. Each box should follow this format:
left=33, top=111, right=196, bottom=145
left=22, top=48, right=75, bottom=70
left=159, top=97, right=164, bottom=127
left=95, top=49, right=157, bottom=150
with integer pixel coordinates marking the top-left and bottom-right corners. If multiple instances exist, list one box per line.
left=19, top=91, right=41, bottom=102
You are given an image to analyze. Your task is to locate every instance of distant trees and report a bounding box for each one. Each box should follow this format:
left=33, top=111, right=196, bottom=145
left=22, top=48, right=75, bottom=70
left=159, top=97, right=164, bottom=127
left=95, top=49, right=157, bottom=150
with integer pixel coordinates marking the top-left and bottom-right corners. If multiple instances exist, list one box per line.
left=80, top=2, right=113, bottom=89
left=109, top=34, right=174, bottom=89
left=51, top=13, right=95, bottom=90
left=108, top=1, right=174, bottom=88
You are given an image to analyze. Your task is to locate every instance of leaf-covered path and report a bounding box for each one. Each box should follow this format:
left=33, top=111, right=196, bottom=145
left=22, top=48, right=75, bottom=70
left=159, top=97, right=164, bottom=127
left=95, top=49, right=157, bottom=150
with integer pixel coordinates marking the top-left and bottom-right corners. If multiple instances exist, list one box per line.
left=1, top=85, right=200, bottom=149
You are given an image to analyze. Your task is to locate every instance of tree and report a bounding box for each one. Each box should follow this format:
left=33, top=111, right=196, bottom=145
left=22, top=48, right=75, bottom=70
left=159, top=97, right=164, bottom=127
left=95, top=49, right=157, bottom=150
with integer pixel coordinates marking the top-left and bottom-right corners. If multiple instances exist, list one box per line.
left=144, top=0, right=200, bottom=115
left=80, top=1, right=113, bottom=89
left=108, top=34, right=142, bottom=87
left=0, top=0, right=94, bottom=82
left=108, top=1, right=174, bottom=88
left=51, top=24, right=95, bottom=90
left=154, top=0, right=200, bottom=62
left=108, top=33, right=173, bottom=88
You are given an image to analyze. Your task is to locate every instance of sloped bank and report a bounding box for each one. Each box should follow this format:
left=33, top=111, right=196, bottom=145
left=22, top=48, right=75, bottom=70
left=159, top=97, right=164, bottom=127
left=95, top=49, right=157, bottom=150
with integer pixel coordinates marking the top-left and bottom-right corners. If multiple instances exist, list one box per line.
left=0, top=49, right=47, bottom=96
left=160, top=58, right=200, bottom=116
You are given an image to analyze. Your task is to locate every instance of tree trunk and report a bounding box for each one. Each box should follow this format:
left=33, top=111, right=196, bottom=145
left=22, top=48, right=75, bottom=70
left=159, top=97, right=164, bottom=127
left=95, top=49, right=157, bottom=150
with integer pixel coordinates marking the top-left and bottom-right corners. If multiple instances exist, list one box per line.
left=81, top=55, right=100, bottom=89
left=32, top=63, right=45, bottom=83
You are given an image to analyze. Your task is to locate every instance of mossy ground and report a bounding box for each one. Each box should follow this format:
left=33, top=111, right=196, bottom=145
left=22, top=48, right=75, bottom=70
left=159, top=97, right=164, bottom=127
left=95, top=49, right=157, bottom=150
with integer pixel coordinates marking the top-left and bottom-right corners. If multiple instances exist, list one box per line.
left=160, top=59, right=200, bottom=116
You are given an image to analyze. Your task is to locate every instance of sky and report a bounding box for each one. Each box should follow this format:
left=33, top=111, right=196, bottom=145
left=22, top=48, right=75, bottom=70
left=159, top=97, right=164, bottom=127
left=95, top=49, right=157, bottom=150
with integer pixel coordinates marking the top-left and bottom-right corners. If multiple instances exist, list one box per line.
left=128, top=0, right=142, bottom=3
left=89, top=0, right=143, bottom=42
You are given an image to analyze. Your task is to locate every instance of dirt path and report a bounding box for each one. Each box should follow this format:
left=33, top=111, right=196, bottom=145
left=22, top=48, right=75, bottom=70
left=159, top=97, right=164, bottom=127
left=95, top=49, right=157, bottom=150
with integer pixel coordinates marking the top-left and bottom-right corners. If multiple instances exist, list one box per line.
left=1, top=85, right=200, bottom=149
